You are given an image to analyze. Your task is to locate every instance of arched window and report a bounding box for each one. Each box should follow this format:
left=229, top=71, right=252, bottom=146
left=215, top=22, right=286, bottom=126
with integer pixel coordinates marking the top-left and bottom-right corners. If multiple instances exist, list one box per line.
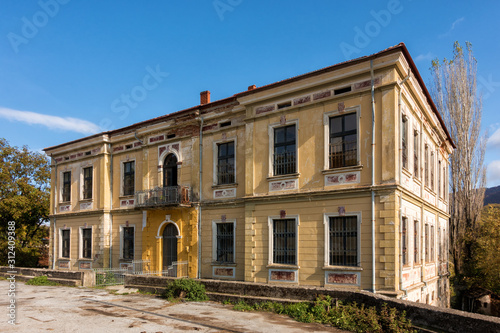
left=163, top=154, right=178, bottom=187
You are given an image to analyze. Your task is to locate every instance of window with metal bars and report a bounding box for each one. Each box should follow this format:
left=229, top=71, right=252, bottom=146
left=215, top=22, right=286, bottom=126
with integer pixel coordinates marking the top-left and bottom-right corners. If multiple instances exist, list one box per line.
left=430, top=152, right=434, bottom=190
left=402, top=116, right=408, bottom=169
left=413, top=130, right=419, bottom=178
left=62, top=229, right=70, bottom=258
left=414, top=220, right=419, bottom=264
left=425, top=145, right=429, bottom=186
left=273, top=219, right=296, bottom=265
left=273, top=125, right=296, bottom=175
left=217, top=142, right=235, bottom=185
left=123, top=227, right=134, bottom=260
left=329, top=113, right=357, bottom=169
left=62, top=171, right=71, bottom=202
left=430, top=225, right=435, bottom=262
left=83, top=167, right=92, bottom=199
left=402, top=217, right=408, bottom=266
left=82, top=228, right=92, bottom=259
left=123, top=161, right=135, bottom=196
left=425, top=223, right=429, bottom=262
left=329, top=216, right=358, bottom=266
left=216, top=223, right=234, bottom=263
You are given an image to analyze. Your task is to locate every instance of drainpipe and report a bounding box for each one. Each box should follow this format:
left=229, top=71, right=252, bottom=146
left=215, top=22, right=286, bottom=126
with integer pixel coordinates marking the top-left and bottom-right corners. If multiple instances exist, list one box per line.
left=52, top=161, right=57, bottom=269
left=197, top=116, right=204, bottom=279
left=370, top=60, right=376, bottom=293
left=398, top=69, right=411, bottom=299
left=109, top=143, right=113, bottom=269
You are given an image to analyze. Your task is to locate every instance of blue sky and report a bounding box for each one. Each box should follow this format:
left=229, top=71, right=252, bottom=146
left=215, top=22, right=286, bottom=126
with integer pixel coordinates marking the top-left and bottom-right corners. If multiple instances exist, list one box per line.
left=1, top=0, right=500, bottom=187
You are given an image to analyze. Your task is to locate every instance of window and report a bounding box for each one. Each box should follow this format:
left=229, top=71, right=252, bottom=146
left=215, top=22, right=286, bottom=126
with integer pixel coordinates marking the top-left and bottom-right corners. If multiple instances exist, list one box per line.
left=83, top=167, right=92, bottom=199
left=438, top=227, right=442, bottom=261
left=62, top=171, right=71, bottom=202
left=402, top=116, right=408, bottom=169
left=438, top=160, right=442, bottom=198
left=425, top=145, right=429, bottom=186
left=329, top=216, right=358, bottom=266
left=329, top=113, right=357, bottom=169
left=215, top=222, right=234, bottom=263
left=402, top=217, right=408, bottom=266
left=122, top=227, right=134, bottom=260
left=430, top=152, right=434, bottom=190
left=425, top=223, right=429, bottom=261
left=81, top=228, right=92, bottom=259
left=272, top=218, right=296, bottom=265
left=430, top=225, right=435, bottom=262
left=414, top=130, right=419, bottom=178
left=61, top=229, right=70, bottom=258
left=217, top=142, right=235, bottom=184
left=123, top=161, right=135, bottom=196
left=273, top=125, right=296, bottom=175
left=414, top=220, right=419, bottom=264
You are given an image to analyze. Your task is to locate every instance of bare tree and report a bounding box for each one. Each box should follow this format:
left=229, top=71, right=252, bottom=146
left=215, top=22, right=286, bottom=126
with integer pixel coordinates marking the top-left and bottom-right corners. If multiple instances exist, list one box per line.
left=430, top=42, right=486, bottom=284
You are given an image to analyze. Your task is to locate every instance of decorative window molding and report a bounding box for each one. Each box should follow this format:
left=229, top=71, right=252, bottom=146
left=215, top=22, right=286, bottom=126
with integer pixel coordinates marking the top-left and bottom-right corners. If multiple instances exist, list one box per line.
left=268, top=215, right=299, bottom=266
left=268, top=119, right=299, bottom=177
left=79, top=226, right=93, bottom=259
left=323, top=212, right=361, bottom=268
left=59, top=228, right=71, bottom=259
left=323, top=106, right=360, bottom=171
left=119, top=224, right=135, bottom=260
left=212, top=219, right=236, bottom=264
left=212, top=137, right=237, bottom=186
left=121, top=160, right=136, bottom=196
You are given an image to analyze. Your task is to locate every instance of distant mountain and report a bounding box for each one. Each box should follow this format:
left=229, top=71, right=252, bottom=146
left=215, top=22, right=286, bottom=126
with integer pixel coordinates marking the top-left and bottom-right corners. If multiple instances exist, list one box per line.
left=484, top=185, right=500, bottom=206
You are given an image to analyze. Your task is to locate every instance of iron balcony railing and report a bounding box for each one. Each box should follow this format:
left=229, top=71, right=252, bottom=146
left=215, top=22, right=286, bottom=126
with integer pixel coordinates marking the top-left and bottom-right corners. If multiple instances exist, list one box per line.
left=329, top=139, right=357, bottom=169
left=135, top=186, right=191, bottom=208
left=273, top=151, right=296, bottom=176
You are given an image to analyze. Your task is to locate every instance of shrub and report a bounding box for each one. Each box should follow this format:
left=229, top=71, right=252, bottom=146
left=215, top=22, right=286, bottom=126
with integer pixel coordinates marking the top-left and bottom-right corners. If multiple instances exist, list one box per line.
left=25, top=275, right=59, bottom=286
left=163, top=278, right=208, bottom=301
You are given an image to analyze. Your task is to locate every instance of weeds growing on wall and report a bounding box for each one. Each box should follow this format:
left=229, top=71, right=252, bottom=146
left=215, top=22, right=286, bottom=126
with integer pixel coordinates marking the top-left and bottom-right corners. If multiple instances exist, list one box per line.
left=231, top=295, right=416, bottom=333
left=163, top=278, right=208, bottom=302
left=25, top=275, right=59, bottom=286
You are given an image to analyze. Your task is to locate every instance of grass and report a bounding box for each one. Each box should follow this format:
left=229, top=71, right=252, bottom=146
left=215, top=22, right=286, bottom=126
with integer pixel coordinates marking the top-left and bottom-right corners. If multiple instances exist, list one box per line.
left=229, top=295, right=416, bottom=333
left=163, top=278, right=209, bottom=302
left=25, top=275, right=60, bottom=286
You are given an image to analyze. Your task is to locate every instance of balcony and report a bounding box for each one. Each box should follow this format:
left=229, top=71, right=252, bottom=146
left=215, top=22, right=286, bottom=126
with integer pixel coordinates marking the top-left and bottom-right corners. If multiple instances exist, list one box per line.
left=135, top=186, right=191, bottom=208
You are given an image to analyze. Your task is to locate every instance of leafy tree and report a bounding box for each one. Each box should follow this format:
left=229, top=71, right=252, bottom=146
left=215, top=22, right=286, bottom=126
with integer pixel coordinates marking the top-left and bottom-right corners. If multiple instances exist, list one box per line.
left=474, top=204, right=500, bottom=294
left=430, top=42, right=486, bottom=301
left=0, top=138, right=50, bottom=267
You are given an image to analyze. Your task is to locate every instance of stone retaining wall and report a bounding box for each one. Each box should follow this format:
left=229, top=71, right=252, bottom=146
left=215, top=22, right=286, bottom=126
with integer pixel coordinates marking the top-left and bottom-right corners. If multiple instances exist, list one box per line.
left=0, top=267, right=94, bottom=287
left=125, top=275, right=500, bottom=333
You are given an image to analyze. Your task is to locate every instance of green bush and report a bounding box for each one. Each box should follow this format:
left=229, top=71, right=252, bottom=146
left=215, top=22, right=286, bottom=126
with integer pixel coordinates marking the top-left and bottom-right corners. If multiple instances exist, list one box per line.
left=230, top=295, right=416, bottom=333
left=95, top=271, right=117, bottom=285
left=25, top=275, right=59, bottom=286
left=163, top=278, right=208, bottom=301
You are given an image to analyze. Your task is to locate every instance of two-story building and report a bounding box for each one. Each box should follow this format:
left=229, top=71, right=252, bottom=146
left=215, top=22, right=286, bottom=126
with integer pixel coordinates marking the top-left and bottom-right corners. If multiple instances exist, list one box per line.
left=44, top=43, right=453, bottom=307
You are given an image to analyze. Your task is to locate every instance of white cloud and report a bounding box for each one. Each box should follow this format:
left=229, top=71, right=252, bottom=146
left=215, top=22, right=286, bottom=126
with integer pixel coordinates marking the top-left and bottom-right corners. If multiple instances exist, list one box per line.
left=487, top=160, right=500, bottom=187
left=0, top=107, right=101, bottom=135
left=488, top=127, right=500, bottom=147
left=414, top=52, right=435, bottom=62
left=439, top=17, right=465, bottom=38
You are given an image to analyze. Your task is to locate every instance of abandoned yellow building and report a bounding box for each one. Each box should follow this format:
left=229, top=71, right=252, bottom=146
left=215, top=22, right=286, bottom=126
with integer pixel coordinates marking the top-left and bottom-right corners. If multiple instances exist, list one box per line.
left=44, top=43, right=453, bottom=307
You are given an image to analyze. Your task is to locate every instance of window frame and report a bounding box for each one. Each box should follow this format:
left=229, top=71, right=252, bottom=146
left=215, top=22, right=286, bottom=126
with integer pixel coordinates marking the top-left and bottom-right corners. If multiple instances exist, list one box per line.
left=120, top=225, right=135, bottom=260
left=268, top=119, right=299, bottom=177
left=430, top=151, right=435, bottom=191
left=323, top=107, right=360, bottom=171
left=414, top=220, right=420, bottom=264
left=122, top=160, right=136, bottom=196
left=413, top=130, right=419, bottom=178
left=323, top=212, right=361, bottom=268
left=79, top=226, right=92, bottom=259
left=402, top=216, right=409, bottom=266
left=59, top=228, right=71, bottom=259
left=61, top=171, right=71, bottom=203
left=268, top=215, right=299, bottom=266
left=402, top=114, right=409, bottom=170
left=424, top=144, right=429, bottom=186
left=81, top=166, right=93, bottom=200
left=214, top=140, right=236, bottom=185
left=212, top=219, right=236, bottom=264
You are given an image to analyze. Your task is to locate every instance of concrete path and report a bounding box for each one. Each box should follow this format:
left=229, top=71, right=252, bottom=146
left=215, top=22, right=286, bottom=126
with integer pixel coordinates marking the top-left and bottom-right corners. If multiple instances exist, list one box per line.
left=0, top=280, right=348, bottom=332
